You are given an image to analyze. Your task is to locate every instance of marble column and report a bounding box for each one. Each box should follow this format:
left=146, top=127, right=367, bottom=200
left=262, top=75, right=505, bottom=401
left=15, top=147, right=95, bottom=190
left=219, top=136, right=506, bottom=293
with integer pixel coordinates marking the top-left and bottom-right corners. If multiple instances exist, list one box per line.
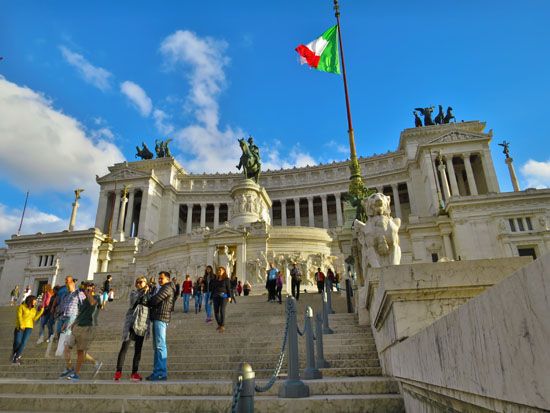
left=294, top=198, right=301, bottom=226
left=95, top=190, right=109, bottom=231
left=68, top=200, right=79, bottom=231
left=308, top=196, right=314, bottom=227
left=171, top=202, right=179, bottom=236
left=321, top=194, right=329, bottom=229
left=200, top=203, right=206, bottom=228
left=111, top=191, right=122, bottom=236
left=117, top=191, right=128, bottom=241
left=214, top=203, right=220, bottom=228
left=137, top=188, right=149, bottom=239
left=445, top=156, right=460, bottom=196
left=438, top=164, right=452, bottom=201
left=281, top=199, right=287, bottom=227
left=186, top=203, right=193, bottom=234
left=505, top=157, right=521, bottom=192
left=391, top=184, right=402, bottom=218
left=124, top=190, right=135, bottom=237
left=463, top=153, right=478, bottom=196
left=335, top=193, right=343, bottom=226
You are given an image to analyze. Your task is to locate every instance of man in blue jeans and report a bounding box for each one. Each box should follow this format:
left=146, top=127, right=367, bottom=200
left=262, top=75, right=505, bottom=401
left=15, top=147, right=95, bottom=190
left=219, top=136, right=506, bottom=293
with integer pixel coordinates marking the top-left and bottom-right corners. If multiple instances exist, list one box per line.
left=146, top=271, right=175, bottom=381
left=202, top=265, right=215, bottom=323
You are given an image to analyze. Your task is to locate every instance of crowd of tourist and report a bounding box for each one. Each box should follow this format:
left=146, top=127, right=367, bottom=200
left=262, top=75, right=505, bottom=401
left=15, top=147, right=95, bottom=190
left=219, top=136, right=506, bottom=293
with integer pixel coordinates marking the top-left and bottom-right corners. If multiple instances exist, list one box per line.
left=9, top=262, right=340, bottom=382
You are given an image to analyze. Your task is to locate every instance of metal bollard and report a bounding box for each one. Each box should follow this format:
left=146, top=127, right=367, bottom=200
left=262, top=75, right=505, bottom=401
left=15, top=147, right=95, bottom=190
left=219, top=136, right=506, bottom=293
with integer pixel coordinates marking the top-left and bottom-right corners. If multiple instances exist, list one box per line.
left=237, top=362, right=255, bottom=413
left=345, top=279, right=353, bottom=313
left=314, top=313, right=330, bottom=368
left=279, top=297, right=310, bottom=398
left=325, top=279, right=335, bottom=314
left=302, top=306, right=322, bottom=379
left=322, top=290, right=334, bottom=334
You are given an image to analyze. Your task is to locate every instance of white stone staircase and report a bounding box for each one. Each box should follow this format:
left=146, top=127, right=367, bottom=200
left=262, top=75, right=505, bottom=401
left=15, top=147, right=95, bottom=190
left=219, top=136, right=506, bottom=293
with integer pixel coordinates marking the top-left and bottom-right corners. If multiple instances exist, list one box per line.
left=0, top=292, right=404, bottom=412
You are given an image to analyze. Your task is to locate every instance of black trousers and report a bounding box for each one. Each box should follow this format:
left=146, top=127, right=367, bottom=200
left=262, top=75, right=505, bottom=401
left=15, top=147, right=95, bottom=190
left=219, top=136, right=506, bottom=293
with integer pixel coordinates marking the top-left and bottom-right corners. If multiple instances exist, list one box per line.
left=276, top=286, right=282, bottom=303
left=116, top=332, right=144, bottom=374
left=317, top=281, right=325, bottom=293
left=267, top=279, right=277, bottom=301
left=213, top=296, right=228, bottom=326
left=291, top=279, right=301, bottom=300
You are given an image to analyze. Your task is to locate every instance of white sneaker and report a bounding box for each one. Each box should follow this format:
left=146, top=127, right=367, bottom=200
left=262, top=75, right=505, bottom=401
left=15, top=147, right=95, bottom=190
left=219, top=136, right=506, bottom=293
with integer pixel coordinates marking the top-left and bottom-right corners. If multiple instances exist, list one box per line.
left=36, top=335, right=44, bottom=344
left=92, top=361, right=103, bottom=379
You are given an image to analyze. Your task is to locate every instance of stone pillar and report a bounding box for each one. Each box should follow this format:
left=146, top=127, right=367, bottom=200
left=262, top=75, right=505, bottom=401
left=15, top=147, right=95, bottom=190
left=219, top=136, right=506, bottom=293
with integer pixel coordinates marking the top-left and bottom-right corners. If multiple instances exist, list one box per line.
left=294, top=198, right=301, bottom=226
left=445, top=156, right=460, bottom=196
left=95, top=190, right=109, bottom=231
left=111, top=191, right=122, bottom=236
left=442, top=232, right=454, bottom=260
left=391, top=184, right=402, bottom=218
left=214, top=203, right=220, bottom=228
left=463, top=154, right=478, bottom=196
left=505, top=157, right=521, bottom=192
left=308, top=196, right=314, bottom=227
left=117, top=191, right=128, bottom=241
left=281, top=199, right=287, bottom=227
left=335, top=193, right=343, bottom=226
left=124, top=190, right=135, bottom=237
left=227, top=203, right=232, bottom=221
left=200, top=204, right=206, bottom=228
left=68, top=200, right=79, bottom=232
left=438, top=163, right=452, bottom=201
left=321, top=195, right=329, bottom=229
left=171, top=202, right=179, bottom=236
left=137, top=188, right=148, bottom=238
left=186, top=204, right=193, bottom=234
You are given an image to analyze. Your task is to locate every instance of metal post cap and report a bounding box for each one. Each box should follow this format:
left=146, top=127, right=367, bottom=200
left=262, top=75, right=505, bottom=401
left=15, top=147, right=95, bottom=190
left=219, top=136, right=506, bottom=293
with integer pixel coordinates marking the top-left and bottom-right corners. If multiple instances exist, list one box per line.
left=240, top=362, right=255, bottom=380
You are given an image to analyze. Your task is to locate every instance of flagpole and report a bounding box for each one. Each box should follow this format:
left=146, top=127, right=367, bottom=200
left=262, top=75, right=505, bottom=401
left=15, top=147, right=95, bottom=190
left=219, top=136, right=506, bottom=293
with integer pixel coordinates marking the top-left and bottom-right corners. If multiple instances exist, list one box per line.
left=17, top=191, right=29, bottom=236
left=333, top=0, right=366, bottom=198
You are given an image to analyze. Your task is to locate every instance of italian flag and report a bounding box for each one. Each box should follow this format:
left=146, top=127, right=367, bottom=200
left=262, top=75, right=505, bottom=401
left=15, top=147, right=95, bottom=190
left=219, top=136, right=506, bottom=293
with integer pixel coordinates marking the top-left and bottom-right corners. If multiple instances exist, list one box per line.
left=295, top=26, right=340, bottom=74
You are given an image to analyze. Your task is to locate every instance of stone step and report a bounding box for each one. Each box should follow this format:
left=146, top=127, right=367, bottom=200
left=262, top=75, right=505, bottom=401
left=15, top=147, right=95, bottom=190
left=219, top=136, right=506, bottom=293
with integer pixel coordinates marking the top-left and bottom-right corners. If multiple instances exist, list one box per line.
left=0, top=377, right=399, bottom=397
left=0, top=392, right=405, bottom=413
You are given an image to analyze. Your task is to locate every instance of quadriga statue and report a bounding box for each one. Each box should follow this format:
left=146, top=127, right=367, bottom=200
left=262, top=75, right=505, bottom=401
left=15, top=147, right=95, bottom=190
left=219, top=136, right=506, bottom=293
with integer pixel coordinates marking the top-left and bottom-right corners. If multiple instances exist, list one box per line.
left=353, top=193, right=401, bottom=268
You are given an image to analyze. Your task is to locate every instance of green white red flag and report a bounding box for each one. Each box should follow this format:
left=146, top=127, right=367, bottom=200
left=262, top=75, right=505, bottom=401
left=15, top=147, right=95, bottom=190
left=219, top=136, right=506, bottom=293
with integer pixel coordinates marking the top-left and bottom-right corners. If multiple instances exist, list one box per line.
left=295, top=26, right=340, bottom=74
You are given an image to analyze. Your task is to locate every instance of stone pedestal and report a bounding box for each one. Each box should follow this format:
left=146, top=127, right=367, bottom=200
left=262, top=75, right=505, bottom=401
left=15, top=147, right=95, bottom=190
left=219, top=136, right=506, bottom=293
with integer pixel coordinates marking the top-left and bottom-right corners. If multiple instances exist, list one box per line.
left=230, top=179, right=272, bottom=228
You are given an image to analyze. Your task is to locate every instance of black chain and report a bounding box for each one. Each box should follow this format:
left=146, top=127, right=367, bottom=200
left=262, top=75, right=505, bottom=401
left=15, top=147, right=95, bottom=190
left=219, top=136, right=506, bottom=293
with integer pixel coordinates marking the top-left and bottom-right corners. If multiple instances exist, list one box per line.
left=230, top=375, right=243, bottom=413
left=254, top=301, right=292, bottom=393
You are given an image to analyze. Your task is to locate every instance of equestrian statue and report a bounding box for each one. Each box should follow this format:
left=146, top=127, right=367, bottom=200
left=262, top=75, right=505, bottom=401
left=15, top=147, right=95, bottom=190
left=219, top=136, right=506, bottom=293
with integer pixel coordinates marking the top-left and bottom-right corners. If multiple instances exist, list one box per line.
left=135, top=142, right=154, bottom=160
left=236, top=136, right=261, bottom=183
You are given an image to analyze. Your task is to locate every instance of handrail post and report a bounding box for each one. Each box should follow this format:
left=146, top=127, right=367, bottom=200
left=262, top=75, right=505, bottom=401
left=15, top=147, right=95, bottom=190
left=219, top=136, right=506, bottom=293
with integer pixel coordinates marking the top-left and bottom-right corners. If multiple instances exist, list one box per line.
left=322, top=290, right=334, bottom=334
left=302, top=306, right=322, bottom=379
left=326, top=278, right=335, bottom=314
left=279, top=296, right=309, bottom=398
left=345, top=278, right=353, bottom=313
left=237, top=363, right=255, bottom=413
left=314, top=313, right=330, bottom=368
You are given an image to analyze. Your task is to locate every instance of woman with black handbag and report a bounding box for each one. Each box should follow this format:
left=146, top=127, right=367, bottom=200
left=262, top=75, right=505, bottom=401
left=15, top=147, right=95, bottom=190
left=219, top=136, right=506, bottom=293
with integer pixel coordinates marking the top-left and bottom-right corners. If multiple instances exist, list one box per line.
left=211, top=266, right=232, bottom=333
left=113, top=276, right=150, bottom=381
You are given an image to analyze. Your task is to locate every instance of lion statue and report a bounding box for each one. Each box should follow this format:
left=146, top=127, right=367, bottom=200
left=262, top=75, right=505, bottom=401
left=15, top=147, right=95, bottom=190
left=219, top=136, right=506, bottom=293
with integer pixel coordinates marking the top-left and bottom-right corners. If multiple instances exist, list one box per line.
left=353, top=192, right=401, bottom=269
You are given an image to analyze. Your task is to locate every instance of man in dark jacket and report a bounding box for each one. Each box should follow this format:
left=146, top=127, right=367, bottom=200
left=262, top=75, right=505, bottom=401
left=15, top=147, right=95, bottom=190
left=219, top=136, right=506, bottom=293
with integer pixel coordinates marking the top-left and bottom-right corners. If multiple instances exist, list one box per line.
left=146, top=271, right=175, bottom=381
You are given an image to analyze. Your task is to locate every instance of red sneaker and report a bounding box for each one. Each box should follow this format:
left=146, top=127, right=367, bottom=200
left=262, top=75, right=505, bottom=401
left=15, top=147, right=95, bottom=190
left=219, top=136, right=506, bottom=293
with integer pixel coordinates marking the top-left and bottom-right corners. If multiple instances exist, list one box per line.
left=114, top=371, right=122, bottom=381
left=131, top=373, right=143, bottom=382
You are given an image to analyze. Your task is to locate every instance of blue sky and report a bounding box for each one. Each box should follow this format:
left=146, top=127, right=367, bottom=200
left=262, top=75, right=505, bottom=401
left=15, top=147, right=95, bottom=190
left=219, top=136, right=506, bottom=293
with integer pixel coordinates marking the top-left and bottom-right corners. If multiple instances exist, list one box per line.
left=1, top=0, right=550, bottom=243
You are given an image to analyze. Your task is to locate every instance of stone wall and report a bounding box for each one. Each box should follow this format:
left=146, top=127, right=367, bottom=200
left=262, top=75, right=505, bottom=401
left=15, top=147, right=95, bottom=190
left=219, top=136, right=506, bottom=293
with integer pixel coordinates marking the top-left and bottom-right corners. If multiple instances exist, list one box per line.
left=374, top=254, right=550, bottom=412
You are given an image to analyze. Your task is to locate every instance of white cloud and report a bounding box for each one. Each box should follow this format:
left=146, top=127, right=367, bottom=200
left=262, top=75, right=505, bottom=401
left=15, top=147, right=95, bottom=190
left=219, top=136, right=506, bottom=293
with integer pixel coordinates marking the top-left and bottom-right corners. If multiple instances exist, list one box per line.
left=262, top=141, right=317, bottom=171
left=153, top=109, right=174, bottom=135
left=120, top=80, right=153, bottom=117
left=521, top=159, right=550, bottom=188
left=0, top=203, right=67, bottom=244
left=0, top=76, right=125, bottom=202
left=160, top=30, right=242, bottom=172
left=325, top=140, right=349, bottom=155
left=59, top=46, right=112, bottom=91
left=90, top=127, right=114, bottom=141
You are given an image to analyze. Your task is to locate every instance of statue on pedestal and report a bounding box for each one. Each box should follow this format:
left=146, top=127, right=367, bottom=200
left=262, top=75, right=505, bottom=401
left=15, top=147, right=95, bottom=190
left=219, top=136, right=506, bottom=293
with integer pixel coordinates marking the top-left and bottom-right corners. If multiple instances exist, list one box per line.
left=498, top=140, right=511, bottom=158
left=135, top=142, right=154, bottom=160
left=214, top=245, right=235, bottom=277
left=353, top=193, right=401, bottom=268
left=415, top=106, right=435, bottom=126
left=236, top=136, right=261, bottom=183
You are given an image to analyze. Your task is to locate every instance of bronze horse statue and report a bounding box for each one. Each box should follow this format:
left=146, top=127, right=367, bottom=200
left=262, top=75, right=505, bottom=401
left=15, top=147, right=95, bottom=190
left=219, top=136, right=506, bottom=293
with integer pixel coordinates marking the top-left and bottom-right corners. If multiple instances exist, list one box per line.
left=236, top=138, right=261, bottom=183
left=135, top=142, right=154, bottom=160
